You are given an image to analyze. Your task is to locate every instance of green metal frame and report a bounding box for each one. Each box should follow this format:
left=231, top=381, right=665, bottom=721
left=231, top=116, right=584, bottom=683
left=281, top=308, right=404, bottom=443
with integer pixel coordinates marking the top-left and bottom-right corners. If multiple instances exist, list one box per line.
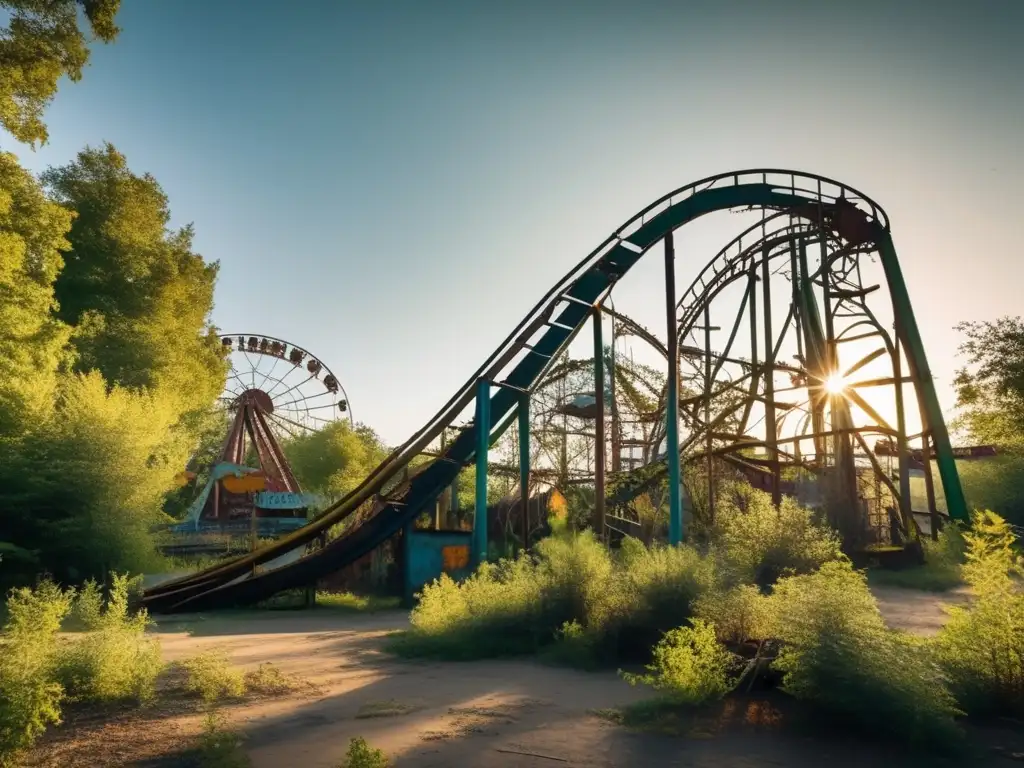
left=145, top=171, right=967, bottom=614
left=877, top=235, right=967, bottom=521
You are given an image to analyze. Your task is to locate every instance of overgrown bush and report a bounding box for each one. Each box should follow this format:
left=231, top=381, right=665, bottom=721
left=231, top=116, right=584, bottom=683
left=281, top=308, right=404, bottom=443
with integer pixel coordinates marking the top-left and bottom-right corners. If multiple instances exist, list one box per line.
left=693, top=584, right=772, bottom=645
left=621, top=619, right=738, bottom=706
left=56, top=573, right=162, bottom=704
left=399, top=554, right=548, bottom=658
left=71, top=578, right=104, bottom=630
left=395, top=531, right=718, bottom=663
left=936, top=510, right=1024, bottom=717
left=770, top=560, right=962, bottom=748
left=604, top=537, right=717, bottom=659
left=394, top=490, right=841, bottom=667
left=340, top=736, right=390, bottom=768
left=181, top=650, right=246, bottom=703
left=0, top=580, right=73, bottom=767
left=713, top=485, right=843, bottom=587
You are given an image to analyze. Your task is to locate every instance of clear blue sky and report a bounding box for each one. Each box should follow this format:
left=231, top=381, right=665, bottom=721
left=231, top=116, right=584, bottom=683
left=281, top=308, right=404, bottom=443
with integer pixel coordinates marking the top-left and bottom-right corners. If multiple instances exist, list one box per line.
left=10, top=0, right=1023, bottom=445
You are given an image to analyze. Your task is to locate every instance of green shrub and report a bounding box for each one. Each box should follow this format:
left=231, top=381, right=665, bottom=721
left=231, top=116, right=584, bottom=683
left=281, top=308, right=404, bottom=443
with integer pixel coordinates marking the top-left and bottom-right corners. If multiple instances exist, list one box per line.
left=621, top=619, right=738, bottom=706
left=693, top=584, right=772, bottom=645
left=601, top=537, right=717, bottom=659
left=399, top=554, right=548, bottom=658
left=770, top=560, right=962, bottom=749
left=55, top=573, right=162, bottom=704
left=198, top=711, right=250, bottom=768
left=395, top=531, right=717, bottom=664
left=0, top=580, right=74, bottom=767
left=713, top=486, right=843, bottom=587
left=71, top=579, right=104, bottom=630
left=398, top=531, right=617, bottom=659
left=181, top=650, right=246, bottom=703
left=936, top=510, right=1024, bottom=717
left=535, top=531, right=617, bottom=631
left=340, top=736, right=390, bottom=768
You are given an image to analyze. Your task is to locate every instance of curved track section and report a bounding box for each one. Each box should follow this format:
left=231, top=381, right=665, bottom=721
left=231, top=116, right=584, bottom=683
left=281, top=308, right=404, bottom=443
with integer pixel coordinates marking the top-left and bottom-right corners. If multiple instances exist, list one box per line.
left=144, top=170, right=965, bottom=613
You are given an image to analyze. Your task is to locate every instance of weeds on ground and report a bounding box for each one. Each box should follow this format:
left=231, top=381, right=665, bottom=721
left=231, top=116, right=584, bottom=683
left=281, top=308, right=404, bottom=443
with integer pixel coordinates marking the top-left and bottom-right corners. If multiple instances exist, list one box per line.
left=55, top=573, right=162, bottom=704
left=868, top=525, right=967, bottom=592
left=317, top=592, right=401, bottom=612
left=340, top=736, right=390, bottom=768
left=198, top=710, right=251, bottom=768
left=770, top=560, right=963, bottom=749
left=243, top=663, right=297, bottom=696
left=621, top=619, right=739, bottom=706
left=181, top=650, right=246, bottom=703
left=0, top=579, right=73, bottom=767
left=936, top=510, right=1024, bottom=718
left=253, top=589, right=401, bottom=613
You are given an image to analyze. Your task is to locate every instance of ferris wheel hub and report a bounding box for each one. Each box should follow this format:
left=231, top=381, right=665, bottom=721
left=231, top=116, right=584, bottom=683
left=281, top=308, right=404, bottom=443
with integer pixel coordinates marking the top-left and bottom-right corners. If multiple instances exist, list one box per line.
left=233, top=388, right=275, bottom=414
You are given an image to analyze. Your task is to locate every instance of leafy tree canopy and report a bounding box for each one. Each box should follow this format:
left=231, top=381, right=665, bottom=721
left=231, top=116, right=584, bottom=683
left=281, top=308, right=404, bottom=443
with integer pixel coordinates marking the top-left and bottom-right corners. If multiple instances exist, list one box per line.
left=284, top=421, right=391, bottom=503
left=0, top=0, right=121, bottom=147
left=41, top=143, right=228, bottom=432
left=953, top=317, right=1024, bottom=450
left=0, top=151, right=72, bottom=434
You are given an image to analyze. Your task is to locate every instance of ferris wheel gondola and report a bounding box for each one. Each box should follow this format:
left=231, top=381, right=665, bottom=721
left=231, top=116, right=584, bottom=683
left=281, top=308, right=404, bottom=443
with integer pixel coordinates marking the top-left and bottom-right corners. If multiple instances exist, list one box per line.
left=218, top=333, right=353, bottom=442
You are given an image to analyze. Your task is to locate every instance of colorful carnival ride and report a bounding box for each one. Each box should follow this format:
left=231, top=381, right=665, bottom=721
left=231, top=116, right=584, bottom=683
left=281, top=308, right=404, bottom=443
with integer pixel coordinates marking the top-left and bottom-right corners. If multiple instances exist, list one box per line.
left=145, top=169, right=970, bottom=613
left=161, top=335, right=350, bottom=557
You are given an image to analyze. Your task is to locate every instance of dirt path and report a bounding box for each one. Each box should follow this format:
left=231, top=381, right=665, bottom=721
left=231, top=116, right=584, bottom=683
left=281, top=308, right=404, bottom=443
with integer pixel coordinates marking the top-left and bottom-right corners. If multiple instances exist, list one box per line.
left=873, top=583, right=972, bottom=635
left=29, top=586, right=1012, bottom=768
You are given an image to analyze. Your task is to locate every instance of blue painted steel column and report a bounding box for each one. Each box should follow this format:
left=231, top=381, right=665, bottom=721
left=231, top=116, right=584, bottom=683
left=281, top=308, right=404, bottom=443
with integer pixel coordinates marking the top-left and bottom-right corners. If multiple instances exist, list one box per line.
left=518, top=394, right=530, bottom=549
left=401, top=521, right=415, bottom=607
left=474, top=378, right=491, bottom=566
left=665, top=231, right=683, bottom=545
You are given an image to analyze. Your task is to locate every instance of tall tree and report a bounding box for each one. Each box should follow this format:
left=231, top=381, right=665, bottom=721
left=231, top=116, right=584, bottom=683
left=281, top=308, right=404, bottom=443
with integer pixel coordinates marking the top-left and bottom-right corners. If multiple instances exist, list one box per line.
left=284, top=421, right=391, bottom=503
left=41, top=143, right=228, bottom=436
left=953, top=317, right=1024, bottom=450
left=0, top=152, right=72, bottom=434
left=0, top=0, right=121, bottom=147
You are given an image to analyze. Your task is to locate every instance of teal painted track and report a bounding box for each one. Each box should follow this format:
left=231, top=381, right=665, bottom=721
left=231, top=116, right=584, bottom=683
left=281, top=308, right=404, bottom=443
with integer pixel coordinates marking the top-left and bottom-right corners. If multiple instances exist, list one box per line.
left=143, top=170, right=966, bottom=613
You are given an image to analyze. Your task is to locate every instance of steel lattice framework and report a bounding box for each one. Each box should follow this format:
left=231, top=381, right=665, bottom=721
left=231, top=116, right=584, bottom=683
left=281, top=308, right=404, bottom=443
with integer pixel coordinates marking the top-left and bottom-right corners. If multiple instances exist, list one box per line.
left=145, top=169, right=967, bottom=613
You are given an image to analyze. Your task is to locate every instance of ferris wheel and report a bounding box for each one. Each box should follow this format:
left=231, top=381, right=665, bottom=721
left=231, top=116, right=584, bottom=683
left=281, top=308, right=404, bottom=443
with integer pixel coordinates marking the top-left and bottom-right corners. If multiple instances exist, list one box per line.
left=219, top=333, right=353, bottom=441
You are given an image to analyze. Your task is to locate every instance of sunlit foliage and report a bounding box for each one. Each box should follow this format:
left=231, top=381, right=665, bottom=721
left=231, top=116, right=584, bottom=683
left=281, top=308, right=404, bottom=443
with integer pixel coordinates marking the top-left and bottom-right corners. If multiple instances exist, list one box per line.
left=0, top=0, right=121, bottom=147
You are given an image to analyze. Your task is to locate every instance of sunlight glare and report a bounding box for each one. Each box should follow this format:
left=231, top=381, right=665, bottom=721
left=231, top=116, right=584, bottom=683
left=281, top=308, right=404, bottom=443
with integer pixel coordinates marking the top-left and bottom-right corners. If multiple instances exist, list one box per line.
left=825, top=373, right=847, bottom=394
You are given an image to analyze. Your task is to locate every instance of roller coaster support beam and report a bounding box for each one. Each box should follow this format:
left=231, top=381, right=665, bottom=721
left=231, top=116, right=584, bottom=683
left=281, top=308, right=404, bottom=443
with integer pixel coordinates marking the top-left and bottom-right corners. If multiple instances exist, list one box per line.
left=518, top=392, right=531, bottom=549
left=891, top=320, right=913, bottom=537
left=762, top=245, right=781, bottom=507
left=697, top=306, right=720, bottom=524
left=474, top=378, right=491, bottom=566
left=665, top=231, right=684, bottom=545
left=877, top=236, right=968, bottom=523
left=593, top=305, right=607, bottom=538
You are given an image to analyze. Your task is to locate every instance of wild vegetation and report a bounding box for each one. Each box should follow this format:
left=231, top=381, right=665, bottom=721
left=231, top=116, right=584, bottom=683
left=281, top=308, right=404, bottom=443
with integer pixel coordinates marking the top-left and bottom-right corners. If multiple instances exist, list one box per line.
left=391, top=488, right=841, bottom=664
left=394, top=494, right=1024, bottom=753
left=0, top=574, right=159, bottom=765
left=2, top=1, right=1024, bottom=765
